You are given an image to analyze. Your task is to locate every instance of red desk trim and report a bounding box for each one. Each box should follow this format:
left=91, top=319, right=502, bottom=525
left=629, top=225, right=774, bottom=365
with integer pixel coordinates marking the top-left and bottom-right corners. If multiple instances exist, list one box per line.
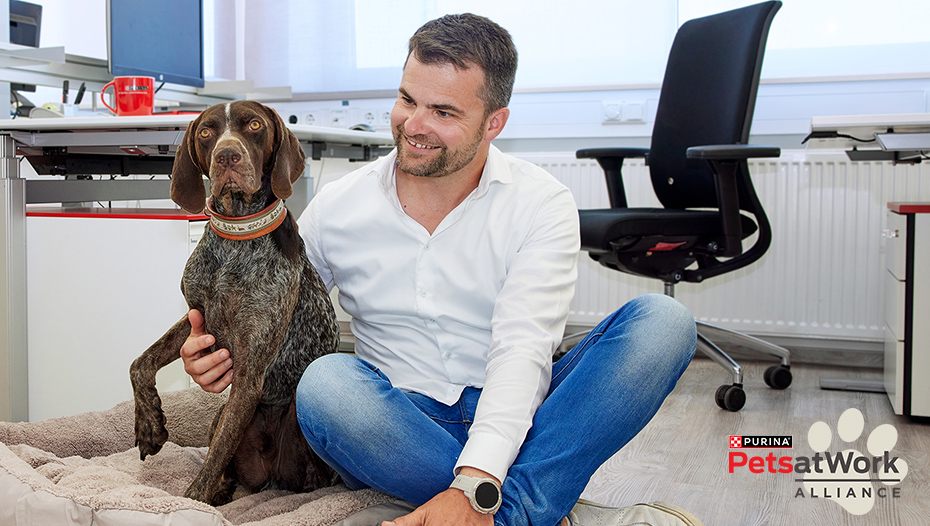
left=888, top=202, right=930, bottom=214
left=26, top=207, right=208, bottom=221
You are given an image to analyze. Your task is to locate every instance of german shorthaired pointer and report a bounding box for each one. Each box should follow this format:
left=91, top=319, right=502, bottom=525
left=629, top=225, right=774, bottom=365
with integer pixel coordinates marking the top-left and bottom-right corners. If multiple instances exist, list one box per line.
left=130, top=100, right=339, bottom=505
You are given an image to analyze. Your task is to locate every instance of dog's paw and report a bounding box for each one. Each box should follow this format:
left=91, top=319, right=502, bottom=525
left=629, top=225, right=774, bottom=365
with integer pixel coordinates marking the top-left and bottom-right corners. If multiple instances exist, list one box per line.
left=184, top=478, right=215, bottom=504
left=134, top=403, right=169, bottom=461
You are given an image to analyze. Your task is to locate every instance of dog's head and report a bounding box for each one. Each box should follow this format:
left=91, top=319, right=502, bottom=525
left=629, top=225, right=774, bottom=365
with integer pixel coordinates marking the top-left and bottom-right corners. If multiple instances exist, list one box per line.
left=171, top=101, right=306, bottom=214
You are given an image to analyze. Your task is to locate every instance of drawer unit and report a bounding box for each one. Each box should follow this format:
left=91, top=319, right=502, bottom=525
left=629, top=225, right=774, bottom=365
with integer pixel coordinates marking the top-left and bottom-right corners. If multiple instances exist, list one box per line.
left=883, top=204, right=930, bottom=419
left=26, top=208, right=207, bottom=421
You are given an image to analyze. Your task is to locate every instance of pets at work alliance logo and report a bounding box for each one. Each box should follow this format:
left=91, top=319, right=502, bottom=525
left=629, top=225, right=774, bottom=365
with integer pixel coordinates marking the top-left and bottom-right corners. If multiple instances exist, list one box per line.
left=727, top=408, right=909, bottom=517
left=802, top=408, right=908, bottom=516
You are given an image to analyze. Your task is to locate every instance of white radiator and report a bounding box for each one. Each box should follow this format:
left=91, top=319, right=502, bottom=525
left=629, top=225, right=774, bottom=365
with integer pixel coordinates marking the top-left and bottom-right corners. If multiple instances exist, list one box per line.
left=516, top=150, right=930, bottom=343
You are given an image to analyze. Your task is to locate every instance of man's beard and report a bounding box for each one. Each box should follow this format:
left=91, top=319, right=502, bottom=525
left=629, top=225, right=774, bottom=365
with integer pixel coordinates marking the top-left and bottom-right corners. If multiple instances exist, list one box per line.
left=393, top=124, right=485, bottom=178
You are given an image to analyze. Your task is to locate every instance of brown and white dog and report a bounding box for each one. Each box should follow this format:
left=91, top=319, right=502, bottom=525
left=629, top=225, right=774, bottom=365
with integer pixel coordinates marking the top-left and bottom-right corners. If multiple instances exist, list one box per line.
left=130, top=101, right=338, bottom=504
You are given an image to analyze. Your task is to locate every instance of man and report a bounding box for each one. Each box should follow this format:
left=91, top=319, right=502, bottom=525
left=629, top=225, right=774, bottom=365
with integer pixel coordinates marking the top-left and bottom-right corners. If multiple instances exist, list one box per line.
left=182, top=13, right=699, bottom=526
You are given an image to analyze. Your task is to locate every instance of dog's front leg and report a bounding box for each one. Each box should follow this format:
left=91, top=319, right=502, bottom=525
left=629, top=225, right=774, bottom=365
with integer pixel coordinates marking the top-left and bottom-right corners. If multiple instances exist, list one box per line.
left=130, top=315, right=192, bottom=460
left=184, top=363, right=264, bottom=504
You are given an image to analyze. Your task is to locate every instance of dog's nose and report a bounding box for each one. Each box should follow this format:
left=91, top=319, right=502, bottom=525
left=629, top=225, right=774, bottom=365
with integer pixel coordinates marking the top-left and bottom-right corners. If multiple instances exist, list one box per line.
left=214, top=147, right=242, bottom=166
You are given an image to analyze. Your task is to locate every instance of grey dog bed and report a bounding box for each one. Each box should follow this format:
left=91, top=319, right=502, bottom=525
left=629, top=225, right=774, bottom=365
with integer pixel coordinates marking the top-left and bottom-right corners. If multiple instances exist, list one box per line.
left=0, top=388, right=406, bottom=525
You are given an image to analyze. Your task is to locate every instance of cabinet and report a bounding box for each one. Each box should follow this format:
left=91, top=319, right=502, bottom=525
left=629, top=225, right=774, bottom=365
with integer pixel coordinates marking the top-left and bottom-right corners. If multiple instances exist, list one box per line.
left=883, top=203, right=930, bottom=418
left=26, top=208, right=206, bottom=422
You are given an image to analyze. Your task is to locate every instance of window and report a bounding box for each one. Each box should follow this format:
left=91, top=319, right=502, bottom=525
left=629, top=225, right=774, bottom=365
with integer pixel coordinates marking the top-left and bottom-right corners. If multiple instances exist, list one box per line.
left=680, top=0, right=930, bottom=79
left=238, top=0, right=677, bottom=95
left=23, top=0, right=930, bottom=97
left=235, top=0, right=930, bottom=96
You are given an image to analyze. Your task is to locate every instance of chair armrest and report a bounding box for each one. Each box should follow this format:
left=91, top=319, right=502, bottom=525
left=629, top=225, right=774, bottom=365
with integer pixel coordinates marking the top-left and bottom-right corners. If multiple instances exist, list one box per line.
left=576, top=147, right=650, bottom=160
left=576, top=148, right=650, bottom=208
left=686, top=145, right=780, bottom=257
left=686, top=144, right=780, bottom=160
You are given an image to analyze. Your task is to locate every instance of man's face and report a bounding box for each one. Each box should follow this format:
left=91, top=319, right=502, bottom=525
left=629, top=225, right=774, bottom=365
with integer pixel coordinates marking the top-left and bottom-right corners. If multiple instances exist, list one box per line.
left=391, top=55, right=490, bottom=179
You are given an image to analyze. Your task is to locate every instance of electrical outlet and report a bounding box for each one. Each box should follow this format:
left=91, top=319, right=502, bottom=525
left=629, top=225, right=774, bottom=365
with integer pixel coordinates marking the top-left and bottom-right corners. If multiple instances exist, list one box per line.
left=361, top=108, right=378, bottom=127
left=601, top=101, right=645, bottom=124
left=301, top=111, right=322, bottom=126
left=602, top=102, right=622, bottom=124
left=378, top=109, right=392, bottom=128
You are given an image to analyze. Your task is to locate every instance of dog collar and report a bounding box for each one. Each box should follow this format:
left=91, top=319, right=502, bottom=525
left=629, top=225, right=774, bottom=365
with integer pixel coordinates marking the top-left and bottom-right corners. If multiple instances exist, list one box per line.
left=205, top=198, right=287, bottom=240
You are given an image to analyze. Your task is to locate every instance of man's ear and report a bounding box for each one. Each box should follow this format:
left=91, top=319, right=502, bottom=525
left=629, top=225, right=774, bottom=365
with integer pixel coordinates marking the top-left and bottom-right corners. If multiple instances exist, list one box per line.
left=170, top=114, right=207, bottom=214
left=482, top=107, right=510, bottom=143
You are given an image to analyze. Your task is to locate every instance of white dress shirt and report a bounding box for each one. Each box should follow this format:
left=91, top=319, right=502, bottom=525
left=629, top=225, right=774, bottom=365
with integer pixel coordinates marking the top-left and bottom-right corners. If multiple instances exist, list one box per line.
left=297, top=145, right=580, bottom=482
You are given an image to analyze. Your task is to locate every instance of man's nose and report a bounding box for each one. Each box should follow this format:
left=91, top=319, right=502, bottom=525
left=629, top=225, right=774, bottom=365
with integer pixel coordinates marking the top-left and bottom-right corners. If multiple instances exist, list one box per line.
left=400, top=106, right=430, bottom=136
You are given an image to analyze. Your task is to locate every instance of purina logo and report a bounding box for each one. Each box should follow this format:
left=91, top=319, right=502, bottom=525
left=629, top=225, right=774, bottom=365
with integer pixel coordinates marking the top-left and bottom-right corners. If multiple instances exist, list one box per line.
left=730, top=435, right=793, bottom=448
left=726, top=408, right=909, bottom=517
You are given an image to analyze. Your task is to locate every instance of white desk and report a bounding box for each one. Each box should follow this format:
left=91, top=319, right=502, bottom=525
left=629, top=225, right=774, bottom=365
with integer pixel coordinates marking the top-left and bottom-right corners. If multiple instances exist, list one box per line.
left=806, top=113, right=930, bottom=163
left=0, top=114, right=393, bottom=146
left=0, top=115, right=394, bottom=421
left=810, top=114, right=930, bottom=419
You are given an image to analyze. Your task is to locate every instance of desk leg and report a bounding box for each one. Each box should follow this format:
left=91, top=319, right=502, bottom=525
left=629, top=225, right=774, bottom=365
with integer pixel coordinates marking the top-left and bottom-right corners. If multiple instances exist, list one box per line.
left=0, top=134, right=27, bottom=422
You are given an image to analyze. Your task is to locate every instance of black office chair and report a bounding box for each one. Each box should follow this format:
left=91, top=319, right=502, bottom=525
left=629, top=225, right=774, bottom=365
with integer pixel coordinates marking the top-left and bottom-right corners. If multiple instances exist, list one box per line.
left=576, top=1, right=788, bottom=411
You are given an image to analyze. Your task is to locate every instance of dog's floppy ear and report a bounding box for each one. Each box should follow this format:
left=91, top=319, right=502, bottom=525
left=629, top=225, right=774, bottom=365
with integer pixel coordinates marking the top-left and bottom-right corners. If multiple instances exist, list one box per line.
left=171, top=114, right=208, bottom=214
left=264, top=105, right=306, bottom=201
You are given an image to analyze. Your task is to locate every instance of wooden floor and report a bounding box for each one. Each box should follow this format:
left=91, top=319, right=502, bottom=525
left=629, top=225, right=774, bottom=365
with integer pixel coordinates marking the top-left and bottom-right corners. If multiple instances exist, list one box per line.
left=580, top=358, right=929, bottom=526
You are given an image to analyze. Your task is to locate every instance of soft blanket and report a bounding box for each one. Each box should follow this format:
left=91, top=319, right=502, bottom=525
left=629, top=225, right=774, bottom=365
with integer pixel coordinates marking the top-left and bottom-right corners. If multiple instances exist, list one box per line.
left=0, top=388, right=401, bottom=525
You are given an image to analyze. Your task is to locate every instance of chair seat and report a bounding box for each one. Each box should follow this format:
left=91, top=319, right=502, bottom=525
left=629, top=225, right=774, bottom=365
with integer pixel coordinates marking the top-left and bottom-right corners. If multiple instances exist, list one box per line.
left=579, top=208, right=758, bottom=252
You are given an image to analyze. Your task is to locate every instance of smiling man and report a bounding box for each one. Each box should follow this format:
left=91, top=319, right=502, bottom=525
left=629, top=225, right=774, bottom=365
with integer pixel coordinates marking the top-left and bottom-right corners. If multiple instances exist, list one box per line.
left=181, top=13, right=700, bottom=526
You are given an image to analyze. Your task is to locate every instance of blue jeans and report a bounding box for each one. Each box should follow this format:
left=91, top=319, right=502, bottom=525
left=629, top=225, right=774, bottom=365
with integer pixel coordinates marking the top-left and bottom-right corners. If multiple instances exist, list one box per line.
left=295, top=293, right=696, bottom=526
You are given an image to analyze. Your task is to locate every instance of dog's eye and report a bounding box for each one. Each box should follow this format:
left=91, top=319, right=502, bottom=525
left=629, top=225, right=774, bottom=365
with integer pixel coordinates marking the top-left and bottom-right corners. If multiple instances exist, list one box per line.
left=249, top=120, right=262, bottom=131
left=199, top=129, right=212, bottom=138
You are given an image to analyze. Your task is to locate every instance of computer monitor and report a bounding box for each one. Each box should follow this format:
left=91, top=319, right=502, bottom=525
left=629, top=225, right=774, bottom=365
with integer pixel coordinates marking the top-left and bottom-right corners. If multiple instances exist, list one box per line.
left=9, top=0, right=41, bottom=48
left=106, top=0, right=205, bottom=88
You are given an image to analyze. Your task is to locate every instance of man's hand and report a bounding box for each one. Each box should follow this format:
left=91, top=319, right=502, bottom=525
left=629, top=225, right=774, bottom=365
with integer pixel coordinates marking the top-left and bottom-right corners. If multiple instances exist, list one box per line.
left=383, top=468, right=497, bottom=526
left=382, top=489, right=494, bottom=526
left=180, top=309, right=233, bottom=393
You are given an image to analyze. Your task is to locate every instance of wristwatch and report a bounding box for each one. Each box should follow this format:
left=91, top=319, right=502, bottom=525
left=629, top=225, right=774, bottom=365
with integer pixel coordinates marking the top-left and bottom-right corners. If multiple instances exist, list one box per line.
left=449, top=474, right=502, bottom=514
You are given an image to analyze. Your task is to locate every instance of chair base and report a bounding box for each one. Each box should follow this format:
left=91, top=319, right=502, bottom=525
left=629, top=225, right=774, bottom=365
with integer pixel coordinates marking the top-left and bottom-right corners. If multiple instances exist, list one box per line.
left=666, top=283, right=792, bottom=411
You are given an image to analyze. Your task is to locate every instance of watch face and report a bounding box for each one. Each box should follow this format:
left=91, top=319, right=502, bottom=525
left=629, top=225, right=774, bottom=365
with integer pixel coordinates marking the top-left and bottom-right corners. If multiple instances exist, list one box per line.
left=474, top=481, right=500, bottom=510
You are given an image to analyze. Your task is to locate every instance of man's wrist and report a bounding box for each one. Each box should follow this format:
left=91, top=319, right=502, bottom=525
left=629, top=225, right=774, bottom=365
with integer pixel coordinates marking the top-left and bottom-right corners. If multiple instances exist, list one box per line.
left=449, top=473, right=502, bottom=515
left=457, top=467, right=499, bottom=484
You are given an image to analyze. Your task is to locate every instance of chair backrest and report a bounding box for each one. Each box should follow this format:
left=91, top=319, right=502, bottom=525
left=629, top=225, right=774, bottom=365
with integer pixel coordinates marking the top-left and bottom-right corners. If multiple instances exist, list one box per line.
left=649, top=1, right=780, bottom=211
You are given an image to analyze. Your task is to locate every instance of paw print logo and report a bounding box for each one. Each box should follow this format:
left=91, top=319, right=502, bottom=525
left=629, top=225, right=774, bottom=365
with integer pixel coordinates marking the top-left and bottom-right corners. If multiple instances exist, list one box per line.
left=804, top=408, right=908, bottom=516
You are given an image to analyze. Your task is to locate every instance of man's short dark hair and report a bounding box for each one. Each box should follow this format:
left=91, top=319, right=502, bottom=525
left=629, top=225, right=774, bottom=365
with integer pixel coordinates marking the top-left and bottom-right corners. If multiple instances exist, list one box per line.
left=407, top=13, right=518, bottom=116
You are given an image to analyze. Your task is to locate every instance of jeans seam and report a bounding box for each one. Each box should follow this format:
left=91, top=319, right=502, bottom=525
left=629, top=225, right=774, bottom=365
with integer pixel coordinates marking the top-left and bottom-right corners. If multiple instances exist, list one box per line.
left=551, top=331, right=602, bottom=385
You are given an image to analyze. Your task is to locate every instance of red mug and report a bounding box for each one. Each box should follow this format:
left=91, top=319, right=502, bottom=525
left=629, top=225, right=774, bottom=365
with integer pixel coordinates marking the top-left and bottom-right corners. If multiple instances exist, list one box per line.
left=101, top=76, right=155, bottom=116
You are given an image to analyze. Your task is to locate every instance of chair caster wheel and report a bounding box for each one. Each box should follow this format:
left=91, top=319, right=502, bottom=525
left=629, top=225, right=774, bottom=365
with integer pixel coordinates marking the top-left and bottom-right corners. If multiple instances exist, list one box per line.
left=764, top=365, right=792, bottom=390
left=715, top=384, right=746, bottom=412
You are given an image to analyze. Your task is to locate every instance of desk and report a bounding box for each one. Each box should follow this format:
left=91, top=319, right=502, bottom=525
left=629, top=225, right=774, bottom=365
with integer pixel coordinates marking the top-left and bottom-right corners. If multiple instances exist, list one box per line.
left=810, top=113, right=930, bottom=418
left=0, top=116, right=394, bottom=421
left=807, top=113, right=930, bottom=163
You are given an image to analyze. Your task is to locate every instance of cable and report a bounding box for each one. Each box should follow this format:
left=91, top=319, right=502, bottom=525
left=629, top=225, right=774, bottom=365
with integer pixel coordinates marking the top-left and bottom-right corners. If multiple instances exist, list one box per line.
left=801, top=131, right=876, bottom=145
